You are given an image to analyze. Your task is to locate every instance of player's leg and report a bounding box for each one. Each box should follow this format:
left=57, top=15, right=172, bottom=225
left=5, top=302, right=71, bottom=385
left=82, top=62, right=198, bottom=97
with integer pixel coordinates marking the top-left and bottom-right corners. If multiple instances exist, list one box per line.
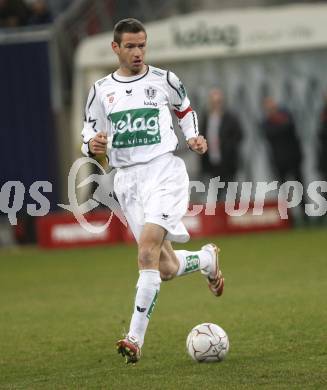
left=159, top=240, right=208, bottom=280
left=154, top=155, right=223, bottom=287
left=158, top=241, right=178, bottom=280
left=159, top=240, right=224, bottom=296
left=117, top=222, right=166, bottom=363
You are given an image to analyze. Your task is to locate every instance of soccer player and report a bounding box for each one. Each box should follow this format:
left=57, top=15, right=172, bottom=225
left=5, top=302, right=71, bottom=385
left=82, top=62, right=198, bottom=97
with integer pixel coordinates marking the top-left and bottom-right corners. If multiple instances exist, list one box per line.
left=81, top=18, right=224, bottom=364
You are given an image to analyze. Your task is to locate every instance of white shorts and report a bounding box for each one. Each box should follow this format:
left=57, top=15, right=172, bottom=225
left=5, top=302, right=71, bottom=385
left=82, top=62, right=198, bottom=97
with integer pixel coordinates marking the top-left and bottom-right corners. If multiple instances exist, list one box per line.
left=114, top=153, right=190, bottom=243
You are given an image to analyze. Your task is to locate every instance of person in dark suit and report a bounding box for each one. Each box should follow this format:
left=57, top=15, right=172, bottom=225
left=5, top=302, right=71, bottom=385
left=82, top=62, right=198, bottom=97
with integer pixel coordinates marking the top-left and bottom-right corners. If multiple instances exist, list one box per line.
left=261, top=96, right=303, bottom=184
left=261, top=96, right=307, bottom=223
left=201, top=88, right=243, bottom=187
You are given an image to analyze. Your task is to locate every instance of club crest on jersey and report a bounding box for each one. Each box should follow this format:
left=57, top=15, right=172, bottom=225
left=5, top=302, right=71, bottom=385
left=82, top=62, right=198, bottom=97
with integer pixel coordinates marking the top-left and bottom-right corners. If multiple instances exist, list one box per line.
left=144, top=86, right=157, bottom=100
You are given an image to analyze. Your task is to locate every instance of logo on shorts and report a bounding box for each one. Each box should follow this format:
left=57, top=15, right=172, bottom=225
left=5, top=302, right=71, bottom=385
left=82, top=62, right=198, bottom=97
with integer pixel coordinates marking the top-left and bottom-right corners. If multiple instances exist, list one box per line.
left=109, top=108, right=161, bottom=148
left=144, top=86, right=157, bottom=99
left=161, top=213, right=169, bottom=220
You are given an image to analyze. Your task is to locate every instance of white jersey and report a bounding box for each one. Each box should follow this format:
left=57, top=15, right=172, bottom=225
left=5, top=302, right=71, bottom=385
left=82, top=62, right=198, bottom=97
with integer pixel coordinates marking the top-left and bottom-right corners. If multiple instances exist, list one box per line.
left=81, top=65, right=199, bottom=168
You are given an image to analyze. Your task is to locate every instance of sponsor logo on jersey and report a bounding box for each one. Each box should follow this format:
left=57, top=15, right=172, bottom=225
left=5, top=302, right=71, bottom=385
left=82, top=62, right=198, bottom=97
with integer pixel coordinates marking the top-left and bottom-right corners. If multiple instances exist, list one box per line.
left=144, top=100, right=158, bottom=107
left=126, top=89, right=132, bottom=95
left=144, top=86, right=157, bottom=99
left=109, top=108, right=161, bottom=148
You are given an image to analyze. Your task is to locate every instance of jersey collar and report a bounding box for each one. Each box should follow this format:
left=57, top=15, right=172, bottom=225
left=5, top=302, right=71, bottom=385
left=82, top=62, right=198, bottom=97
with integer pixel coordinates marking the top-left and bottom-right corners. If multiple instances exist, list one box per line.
left=111, top=65, right=149, bottom=83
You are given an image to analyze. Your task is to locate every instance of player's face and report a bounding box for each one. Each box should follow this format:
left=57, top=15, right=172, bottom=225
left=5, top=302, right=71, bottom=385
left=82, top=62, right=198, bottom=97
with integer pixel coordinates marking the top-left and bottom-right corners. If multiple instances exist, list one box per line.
left=112, top=32, right=147, bottom=76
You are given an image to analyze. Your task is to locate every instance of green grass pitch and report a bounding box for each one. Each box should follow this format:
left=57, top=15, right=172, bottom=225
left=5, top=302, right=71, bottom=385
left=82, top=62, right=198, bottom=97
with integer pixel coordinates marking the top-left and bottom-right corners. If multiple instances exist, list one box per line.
left=0, top=229, right=326, bottom=389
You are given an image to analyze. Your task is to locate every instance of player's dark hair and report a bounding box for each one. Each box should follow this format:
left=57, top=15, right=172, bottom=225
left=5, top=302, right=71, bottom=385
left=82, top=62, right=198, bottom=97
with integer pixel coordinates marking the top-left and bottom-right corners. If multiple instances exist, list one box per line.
left=113, top=18, right=146, bottom=45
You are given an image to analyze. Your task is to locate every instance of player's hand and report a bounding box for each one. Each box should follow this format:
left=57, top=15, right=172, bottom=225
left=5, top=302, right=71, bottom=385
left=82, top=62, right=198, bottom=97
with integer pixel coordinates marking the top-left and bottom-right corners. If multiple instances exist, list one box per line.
left=187, top=136, right=208, bottom=154
left=89, top=132, right=108, bottom=155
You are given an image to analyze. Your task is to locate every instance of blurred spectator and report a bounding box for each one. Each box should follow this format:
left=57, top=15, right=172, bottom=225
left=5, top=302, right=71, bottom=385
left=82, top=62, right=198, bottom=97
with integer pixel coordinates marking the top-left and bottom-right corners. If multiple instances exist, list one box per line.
left=317, top=93, right=327, bottom=182
left=0, top=0, right=29, bottom=27
left=201, top=88, right=244, bottom=187
left=261, top=96, right=307, bottom=222
left=26, top=0, right=52, bottom=25
left=261, top=96, right=303, bottom=182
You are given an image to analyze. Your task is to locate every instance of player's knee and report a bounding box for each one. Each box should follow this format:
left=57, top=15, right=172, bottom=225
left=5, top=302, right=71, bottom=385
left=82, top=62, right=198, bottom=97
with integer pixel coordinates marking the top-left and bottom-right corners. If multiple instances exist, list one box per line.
left=160, top=270, right=175, bottom=281
left=138, top=244, right=160, bottom=269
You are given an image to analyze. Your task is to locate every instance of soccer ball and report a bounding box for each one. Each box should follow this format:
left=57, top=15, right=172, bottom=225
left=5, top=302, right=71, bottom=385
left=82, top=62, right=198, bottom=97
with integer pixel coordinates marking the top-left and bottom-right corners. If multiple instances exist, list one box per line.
left=186, top=323, right=229, bottom=362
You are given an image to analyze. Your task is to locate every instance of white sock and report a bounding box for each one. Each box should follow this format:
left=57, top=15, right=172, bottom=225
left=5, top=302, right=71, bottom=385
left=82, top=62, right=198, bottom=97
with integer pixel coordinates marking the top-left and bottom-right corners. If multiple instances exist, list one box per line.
left=175, top=249, right=212, bottom=276
left=128, top=269, right=161, bottom=348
